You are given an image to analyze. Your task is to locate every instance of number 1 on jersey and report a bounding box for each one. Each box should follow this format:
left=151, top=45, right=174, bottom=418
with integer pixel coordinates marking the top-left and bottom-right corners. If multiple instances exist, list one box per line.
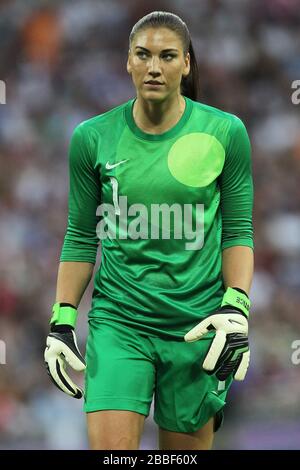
left=109, top=177, right=120, bottom=215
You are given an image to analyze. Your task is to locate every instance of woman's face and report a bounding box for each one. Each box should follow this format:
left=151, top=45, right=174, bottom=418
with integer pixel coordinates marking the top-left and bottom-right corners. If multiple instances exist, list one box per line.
left=127, top=27, right=190, bottom=102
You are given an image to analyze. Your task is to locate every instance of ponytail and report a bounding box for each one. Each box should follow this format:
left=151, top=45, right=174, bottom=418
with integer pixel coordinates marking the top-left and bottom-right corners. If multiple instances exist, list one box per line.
left=180, top=40, right=200, bottom=101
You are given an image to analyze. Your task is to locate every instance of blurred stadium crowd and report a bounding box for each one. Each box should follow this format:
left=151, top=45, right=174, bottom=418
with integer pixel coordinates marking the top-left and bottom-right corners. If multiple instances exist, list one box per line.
left=1, top=0, right=300, bottom=449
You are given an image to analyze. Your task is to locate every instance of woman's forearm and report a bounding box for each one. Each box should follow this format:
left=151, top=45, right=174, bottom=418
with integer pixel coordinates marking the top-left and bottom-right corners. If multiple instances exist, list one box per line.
left=222, top=246, right=254, bottom=295
left=55, top=261, right=95, bottom=308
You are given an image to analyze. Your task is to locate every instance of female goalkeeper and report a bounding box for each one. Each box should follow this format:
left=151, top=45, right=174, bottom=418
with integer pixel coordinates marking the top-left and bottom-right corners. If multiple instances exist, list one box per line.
left=44, top=11, right=254, bottom=450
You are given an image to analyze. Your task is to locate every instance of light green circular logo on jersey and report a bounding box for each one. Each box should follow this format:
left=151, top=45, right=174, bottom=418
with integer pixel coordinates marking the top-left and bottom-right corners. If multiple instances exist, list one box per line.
left=168, top=133, right=225, bottom=187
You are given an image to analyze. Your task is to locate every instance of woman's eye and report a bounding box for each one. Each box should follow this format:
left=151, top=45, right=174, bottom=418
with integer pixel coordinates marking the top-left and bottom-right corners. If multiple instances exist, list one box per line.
left=162, top=54, right=175, bottom=61
left=137, top=51, right=147, bottom=59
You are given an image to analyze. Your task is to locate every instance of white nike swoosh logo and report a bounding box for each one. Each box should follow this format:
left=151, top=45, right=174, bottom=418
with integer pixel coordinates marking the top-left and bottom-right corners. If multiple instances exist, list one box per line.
left=105, top=159, right=129, bottom=170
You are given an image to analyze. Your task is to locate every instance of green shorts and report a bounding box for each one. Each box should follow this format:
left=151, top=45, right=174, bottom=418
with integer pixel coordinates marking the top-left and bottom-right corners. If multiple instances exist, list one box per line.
left=84, top=319, right=233, bottom=433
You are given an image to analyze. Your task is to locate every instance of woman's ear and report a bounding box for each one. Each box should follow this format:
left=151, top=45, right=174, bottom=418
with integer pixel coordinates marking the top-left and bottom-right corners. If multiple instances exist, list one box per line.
left=183, top=52, right=190, bottom=78
left=127, top=51, right=132, bottom=74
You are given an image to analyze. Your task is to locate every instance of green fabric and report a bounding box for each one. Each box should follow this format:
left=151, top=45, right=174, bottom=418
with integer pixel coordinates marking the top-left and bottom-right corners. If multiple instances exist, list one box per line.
left=50, top=302, right=78, bottom=327
left=84, top=319, right=232, bottom=433
left=221, top=287, right=250, bottom=317
left=125, top=95, right=193, bottom=141
left=60, top=96, right=253, bottom=339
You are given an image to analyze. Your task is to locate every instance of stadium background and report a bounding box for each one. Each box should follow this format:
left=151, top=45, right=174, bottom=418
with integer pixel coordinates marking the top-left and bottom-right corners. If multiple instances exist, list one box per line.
left=0, top=0, right=300, bottom=449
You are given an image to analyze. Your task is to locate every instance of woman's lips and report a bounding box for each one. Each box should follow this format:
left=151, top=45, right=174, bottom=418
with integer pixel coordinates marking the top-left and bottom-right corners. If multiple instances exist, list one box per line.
left=144, top=82, right=164, bottom=88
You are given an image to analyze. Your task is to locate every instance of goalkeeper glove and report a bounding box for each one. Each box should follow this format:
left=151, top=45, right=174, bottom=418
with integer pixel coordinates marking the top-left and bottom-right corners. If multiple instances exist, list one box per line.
left=184, top=287, right=250, bottom=381
left=44, top=302, right=86, bottom=398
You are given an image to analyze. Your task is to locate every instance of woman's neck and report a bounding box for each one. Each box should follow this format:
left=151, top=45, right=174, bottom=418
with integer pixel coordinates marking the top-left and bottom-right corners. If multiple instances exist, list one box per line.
left=133, top=94, right=186, bottom=134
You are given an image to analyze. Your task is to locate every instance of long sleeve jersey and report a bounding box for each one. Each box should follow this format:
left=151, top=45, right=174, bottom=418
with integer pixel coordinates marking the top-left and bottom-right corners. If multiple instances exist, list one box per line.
left=60, top=96, right=253, bottom=339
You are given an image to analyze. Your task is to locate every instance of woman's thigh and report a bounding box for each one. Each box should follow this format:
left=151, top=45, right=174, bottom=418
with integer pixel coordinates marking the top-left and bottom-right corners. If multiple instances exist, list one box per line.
left=159, top=417, right=214, bottom=450
left=87, top=410, right=146, bottom=450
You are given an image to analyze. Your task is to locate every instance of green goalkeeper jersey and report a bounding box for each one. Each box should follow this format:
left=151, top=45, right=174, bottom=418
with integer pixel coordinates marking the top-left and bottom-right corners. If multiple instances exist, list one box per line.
left=60, top=96, right=253, bottom=339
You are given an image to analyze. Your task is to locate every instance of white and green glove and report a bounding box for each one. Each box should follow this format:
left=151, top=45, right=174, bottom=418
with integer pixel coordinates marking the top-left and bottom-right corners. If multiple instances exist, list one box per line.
left=44, top=302, right=86, bottom=398
left=184, top=287, right=250, bottom=381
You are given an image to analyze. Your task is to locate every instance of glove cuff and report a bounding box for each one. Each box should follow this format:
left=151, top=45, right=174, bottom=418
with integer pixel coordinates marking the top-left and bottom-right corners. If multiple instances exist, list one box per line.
left=50, top=302, right=78, bottom=328
left=221, top=287, right=250, bottom=318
